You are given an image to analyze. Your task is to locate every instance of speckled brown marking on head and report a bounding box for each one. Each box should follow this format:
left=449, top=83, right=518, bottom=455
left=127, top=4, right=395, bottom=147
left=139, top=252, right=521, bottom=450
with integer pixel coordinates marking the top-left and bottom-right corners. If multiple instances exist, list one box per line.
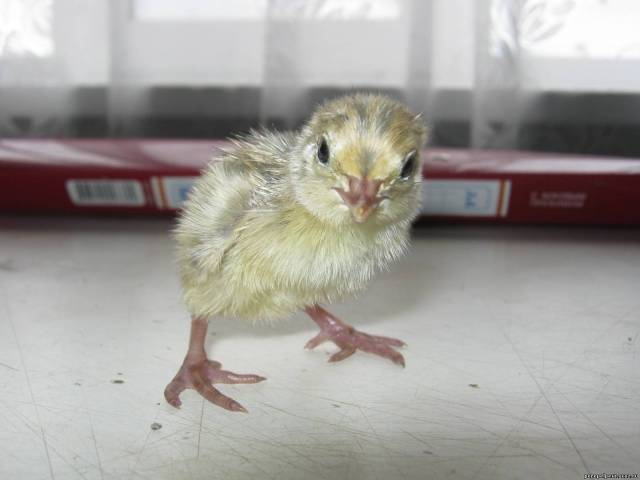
left=309, top=94, right=426, bottom=182
left=352, top=98, right=370, bottom=135
left=373, top=101, right=393, bottom=136
left=316, top=111, right=349, bottom=133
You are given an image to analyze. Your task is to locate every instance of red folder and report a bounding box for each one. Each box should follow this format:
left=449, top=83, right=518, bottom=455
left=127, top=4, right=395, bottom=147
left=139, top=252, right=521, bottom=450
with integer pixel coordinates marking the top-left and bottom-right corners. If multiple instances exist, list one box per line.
left=1, top=139, right=639, bottom=225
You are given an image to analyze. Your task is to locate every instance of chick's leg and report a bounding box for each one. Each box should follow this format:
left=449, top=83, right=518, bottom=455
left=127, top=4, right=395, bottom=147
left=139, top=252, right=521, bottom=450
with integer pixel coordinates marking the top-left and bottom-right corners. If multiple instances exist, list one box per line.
left=164, top=316, right=265, bottom=412
left=304, top=305, right=406, bottom=367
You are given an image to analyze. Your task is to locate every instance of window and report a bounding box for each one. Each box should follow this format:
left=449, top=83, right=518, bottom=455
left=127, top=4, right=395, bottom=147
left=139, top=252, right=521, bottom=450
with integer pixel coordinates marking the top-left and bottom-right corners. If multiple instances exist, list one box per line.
left=490, top=0, right=640, bottom=92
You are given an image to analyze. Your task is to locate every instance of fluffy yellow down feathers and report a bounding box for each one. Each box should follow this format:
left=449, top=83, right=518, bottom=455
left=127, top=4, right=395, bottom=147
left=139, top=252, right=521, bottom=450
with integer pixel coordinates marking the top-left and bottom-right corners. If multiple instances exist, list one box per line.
left=174, top=94, right=427, bottom=322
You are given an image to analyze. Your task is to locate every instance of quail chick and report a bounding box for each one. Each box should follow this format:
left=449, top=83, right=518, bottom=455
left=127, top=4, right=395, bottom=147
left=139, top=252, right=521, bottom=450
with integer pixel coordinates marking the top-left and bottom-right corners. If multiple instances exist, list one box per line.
left=165, top=94, right=427, bottom=412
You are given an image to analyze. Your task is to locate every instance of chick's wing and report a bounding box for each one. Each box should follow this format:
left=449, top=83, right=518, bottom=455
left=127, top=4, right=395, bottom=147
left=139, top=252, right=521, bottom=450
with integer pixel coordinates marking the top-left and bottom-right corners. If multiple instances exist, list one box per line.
left=176, top=133, right=291, bottom=275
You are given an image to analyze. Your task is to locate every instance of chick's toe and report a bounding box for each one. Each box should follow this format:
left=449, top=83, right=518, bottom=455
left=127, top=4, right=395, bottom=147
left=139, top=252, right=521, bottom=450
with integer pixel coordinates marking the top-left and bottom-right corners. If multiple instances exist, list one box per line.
left=305, top=305, right=406, bottom=367
left=164, top=360, right=266, bottom=412
left=164, top=316, right=265, bottom=412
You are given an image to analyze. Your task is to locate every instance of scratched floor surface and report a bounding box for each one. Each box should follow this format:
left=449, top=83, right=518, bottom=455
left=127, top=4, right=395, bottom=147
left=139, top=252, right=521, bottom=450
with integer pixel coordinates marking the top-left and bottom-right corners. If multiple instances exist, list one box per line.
left=1, top=216, right=639, bottom=480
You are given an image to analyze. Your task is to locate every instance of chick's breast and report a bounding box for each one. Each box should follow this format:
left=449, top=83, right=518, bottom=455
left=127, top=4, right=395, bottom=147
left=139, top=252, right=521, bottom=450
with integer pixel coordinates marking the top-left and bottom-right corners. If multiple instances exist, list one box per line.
left=175, top=134, right=410, bottom=322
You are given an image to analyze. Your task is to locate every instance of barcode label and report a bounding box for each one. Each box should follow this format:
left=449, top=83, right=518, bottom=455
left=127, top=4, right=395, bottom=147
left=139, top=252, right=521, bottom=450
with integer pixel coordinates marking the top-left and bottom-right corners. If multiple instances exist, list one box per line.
left=66, top=180, right=145, bottom=206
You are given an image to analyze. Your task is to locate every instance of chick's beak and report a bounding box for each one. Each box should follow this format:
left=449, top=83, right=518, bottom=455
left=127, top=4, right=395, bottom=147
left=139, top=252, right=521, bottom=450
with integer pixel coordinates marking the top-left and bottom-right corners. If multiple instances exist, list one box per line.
left=335, top=175, right=383, bottom=223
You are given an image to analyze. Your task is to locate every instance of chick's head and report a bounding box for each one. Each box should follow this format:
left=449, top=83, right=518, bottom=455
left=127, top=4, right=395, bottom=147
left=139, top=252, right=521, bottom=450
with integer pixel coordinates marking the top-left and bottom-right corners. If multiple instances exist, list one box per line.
left=291, top=94, right=427, bottom=227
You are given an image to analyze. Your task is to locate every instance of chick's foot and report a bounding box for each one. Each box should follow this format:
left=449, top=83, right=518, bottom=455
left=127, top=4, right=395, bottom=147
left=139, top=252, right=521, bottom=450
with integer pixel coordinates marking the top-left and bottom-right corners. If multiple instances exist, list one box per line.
left=164, top=316, right=265, bottom=412
left=304, top=305, right=406, bottom=367
left=164, top=358, right=265, bottom=412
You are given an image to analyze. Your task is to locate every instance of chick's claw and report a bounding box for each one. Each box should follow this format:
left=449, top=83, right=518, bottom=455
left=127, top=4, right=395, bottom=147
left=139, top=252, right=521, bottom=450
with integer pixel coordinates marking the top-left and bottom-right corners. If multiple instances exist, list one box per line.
left=328, top=346, right=356, bottom=362
left=164, top=359, right=266, bottom=412
left=304, top=332, right=330, bottom=349
left=304, top=305, right=406, bottom=367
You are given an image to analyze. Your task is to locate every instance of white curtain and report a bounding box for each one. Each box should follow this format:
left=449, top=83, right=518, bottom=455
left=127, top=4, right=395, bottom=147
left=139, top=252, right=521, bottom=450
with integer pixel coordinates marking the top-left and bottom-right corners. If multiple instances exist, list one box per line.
left=1, top=0, right=639, bottom=149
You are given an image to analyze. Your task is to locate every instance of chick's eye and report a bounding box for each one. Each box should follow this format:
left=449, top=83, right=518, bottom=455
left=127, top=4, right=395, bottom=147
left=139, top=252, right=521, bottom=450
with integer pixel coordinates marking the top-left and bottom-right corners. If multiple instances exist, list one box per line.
left=317, top=137, right=330, bottom=165
left=400, top=151, right=417, bottom=179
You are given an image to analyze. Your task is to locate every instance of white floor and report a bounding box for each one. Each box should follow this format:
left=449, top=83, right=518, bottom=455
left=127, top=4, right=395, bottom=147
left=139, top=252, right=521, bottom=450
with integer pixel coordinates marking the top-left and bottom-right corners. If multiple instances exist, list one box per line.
left=1, top=216, right=639, bottom=480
